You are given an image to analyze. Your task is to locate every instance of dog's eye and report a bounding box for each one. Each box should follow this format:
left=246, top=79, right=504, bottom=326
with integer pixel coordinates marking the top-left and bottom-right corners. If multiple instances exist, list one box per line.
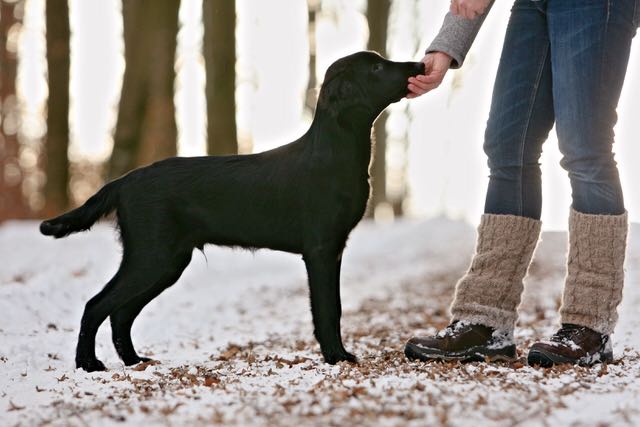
left=371, top=63, right=383, bottom=73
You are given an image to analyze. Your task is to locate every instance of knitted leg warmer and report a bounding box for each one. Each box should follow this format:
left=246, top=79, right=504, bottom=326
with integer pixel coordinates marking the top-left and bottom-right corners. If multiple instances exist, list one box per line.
left=450, top=214, right=542, bottom=332
left=559, top=208, right=628, bottom=335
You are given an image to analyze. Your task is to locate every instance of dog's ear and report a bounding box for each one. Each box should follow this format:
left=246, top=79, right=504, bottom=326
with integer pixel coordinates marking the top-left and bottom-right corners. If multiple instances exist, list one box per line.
left=318, top=76, right=353, bottom=113
left=330, top=79, right=357, bottom=107
left=319, top=78, right=369, bottom=118
left=317, top=78, right=372, bottom=131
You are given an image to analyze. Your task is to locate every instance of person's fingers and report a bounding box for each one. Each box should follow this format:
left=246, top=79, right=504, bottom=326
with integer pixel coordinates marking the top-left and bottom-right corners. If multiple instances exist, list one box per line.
left=406, top=87, right=422, bottom=98
left=407, top=71, right=442, bottom=97
left=450, top=0, right=460, bottom=16
left=406, top=52, right=451, bottom=97
left=421, top=56, right=434, bottom=74
left=466, top=8, right=478, bottom=19
left=468, top=6, right=481, bottom=19
left=457, top=3, right=470, bottom=19
left=409, top=76, right=439, bottom=90
left=408, top=82, right=439, bottom=96
left=462, top=4, right=478, bottom=19
left=407, top=79, right=430, bottom=92
left=453, top=1, right=487, bottom=19
left=413, top=72, right=445, bottom=85
left=407, top=85, right=426, bottom=98
left=409, top=80, right=440, bottom=92
left=408, top=56, right=435, bottom=83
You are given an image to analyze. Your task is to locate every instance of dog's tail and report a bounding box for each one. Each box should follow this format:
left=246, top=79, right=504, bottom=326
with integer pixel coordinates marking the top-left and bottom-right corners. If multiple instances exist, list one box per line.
left=40, top=179, right=124, bottom=239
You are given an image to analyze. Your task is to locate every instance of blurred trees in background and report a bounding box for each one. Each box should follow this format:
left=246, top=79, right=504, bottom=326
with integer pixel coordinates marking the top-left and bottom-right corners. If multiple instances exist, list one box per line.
left=305, top=0, right=320, bottom=119
left=203, top=0, right=237, bottom=155
left=366, top=0, right=391, bottom=218
left=108, top=0, right=180, bottom=180
left=0, top=0, right=29, bottom=220
left=43, top=0, right=70, bottom=215
left=0, top=0, right=417, bottom=222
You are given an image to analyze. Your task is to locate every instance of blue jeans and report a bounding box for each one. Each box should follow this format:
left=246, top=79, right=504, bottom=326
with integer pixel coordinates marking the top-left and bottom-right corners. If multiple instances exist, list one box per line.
left=484, top=0, right=639, bottom=218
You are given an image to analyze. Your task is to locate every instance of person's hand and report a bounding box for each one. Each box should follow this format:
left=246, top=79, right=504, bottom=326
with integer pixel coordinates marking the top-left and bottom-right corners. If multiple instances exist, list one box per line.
left=450, top=0, right=492, bottom=20
left=407, top=52, right=453, bottom=98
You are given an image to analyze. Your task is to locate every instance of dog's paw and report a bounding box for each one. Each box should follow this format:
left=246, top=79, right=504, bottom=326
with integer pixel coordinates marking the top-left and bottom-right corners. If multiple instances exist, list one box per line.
left=76, top=358, right=107, bottom=372
left=323, top=349, right=357, bottom=365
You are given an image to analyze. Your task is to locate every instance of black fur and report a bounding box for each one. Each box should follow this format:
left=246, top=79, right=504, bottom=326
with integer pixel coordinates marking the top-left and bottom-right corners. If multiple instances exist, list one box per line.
left=40, top=51, right=425, bottom=372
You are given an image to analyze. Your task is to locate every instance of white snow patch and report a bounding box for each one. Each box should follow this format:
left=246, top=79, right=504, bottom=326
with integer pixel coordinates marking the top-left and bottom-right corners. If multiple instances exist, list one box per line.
left=0, top=219, right=638, bottom=426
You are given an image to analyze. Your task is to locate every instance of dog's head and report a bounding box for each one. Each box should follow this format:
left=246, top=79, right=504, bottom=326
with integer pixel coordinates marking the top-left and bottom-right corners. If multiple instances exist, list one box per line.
left=317, top=51, right=425, bottom=128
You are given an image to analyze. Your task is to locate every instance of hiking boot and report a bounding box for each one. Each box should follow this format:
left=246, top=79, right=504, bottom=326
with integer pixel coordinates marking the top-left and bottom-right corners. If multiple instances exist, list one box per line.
left=527, top=323, right=613, bottom=367
left=404, top=321, right=517, bottom=362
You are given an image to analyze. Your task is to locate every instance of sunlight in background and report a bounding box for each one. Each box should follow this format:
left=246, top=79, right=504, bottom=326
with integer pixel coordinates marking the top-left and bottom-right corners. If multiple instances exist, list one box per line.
left=16, top=0, right=640, bottom=230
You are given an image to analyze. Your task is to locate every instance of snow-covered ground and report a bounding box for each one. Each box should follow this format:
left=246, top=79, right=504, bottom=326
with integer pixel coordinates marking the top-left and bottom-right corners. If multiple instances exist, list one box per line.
left=1, top=217, right=639, bottom=426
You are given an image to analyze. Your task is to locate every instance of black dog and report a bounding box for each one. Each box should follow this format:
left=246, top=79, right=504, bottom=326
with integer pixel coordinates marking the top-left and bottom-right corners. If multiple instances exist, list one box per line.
left=40, top=51, right=425, bottom=372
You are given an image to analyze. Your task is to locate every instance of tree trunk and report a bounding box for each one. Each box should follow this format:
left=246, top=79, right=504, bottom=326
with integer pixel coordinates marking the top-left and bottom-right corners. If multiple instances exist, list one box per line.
left=108, top=0, right=146, bottom=179
left=366, top=0, right=390, bottom=217
left=109, top=0, right=180, bottom=180
left=137, top=0, right=180, bottom=166
left=0, top=0, right=28, bottom=221
left=203, top=0, right=237, bottom=155
left=305, top=0, right=319, bottom=119
left=43, top=0, right=71, bottom=215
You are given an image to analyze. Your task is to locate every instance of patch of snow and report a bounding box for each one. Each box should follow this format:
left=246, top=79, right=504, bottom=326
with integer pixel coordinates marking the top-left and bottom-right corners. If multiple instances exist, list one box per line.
left=0, top=218, right=638, bottom=426
left=488, top=329, right=515, bottom=349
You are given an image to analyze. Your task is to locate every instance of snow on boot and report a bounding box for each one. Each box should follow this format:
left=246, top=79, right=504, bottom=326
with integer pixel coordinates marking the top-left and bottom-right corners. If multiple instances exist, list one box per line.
left=527, top=323, right=613, bottom=367
left=405, top=321, right=517, bottom=362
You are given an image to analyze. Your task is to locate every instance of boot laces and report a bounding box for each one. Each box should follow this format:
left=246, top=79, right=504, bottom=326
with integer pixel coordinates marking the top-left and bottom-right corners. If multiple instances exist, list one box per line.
left=555, top=324, right=583, bottom=338
left=552, top=324, right=589, bottom=348
left=437, top=320, right=468, bottom=338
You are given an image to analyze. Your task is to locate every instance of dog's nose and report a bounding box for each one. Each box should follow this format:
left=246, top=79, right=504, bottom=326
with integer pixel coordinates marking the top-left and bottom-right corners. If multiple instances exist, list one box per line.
left=414, top=61, right=426, bottom=75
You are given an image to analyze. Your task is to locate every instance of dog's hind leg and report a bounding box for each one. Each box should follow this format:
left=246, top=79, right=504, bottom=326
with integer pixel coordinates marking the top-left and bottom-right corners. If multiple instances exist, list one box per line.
left=109, top=288, right=161, bottom=366
left=75, top=267, right=132, bottom=372
left=110, top=250, right=193, bottom=366
left=76, top=245, right=191, bottom=372
left=304, top=248, right=355, bottom=364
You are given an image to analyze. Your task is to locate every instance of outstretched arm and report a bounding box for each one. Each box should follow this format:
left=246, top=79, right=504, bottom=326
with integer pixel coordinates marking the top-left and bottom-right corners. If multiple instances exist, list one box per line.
left=429, top=0, right=495, bottom=69
left=408, top=0, right=494, bottom=98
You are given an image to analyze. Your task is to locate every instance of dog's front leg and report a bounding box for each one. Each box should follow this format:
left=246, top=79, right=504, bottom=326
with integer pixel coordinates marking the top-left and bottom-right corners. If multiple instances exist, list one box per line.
left=304, top=249, right=356, bottom=364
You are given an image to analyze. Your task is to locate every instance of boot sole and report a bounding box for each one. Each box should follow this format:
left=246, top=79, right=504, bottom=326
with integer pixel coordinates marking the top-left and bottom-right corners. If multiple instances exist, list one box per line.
left=404, top=342, right=517, bottom=363
left=527, top=348, right=613, bottom=368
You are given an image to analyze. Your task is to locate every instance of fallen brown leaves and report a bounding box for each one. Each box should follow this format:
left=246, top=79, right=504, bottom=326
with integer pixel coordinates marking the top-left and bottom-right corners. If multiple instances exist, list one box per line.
left=11, top=263, right=639, bottom=427
left=131, top=359, right=160, bottom=371
left=7, top=401, right=25, bottom=411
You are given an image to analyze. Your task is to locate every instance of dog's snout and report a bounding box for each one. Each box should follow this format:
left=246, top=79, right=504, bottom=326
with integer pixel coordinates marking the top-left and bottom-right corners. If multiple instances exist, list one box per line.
left=414, top=61, right=425, bottom=75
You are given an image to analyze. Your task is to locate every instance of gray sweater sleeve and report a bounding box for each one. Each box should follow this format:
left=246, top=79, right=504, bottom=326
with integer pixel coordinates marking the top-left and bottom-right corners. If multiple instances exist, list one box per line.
left=426, top=1, right=495, bottom=69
